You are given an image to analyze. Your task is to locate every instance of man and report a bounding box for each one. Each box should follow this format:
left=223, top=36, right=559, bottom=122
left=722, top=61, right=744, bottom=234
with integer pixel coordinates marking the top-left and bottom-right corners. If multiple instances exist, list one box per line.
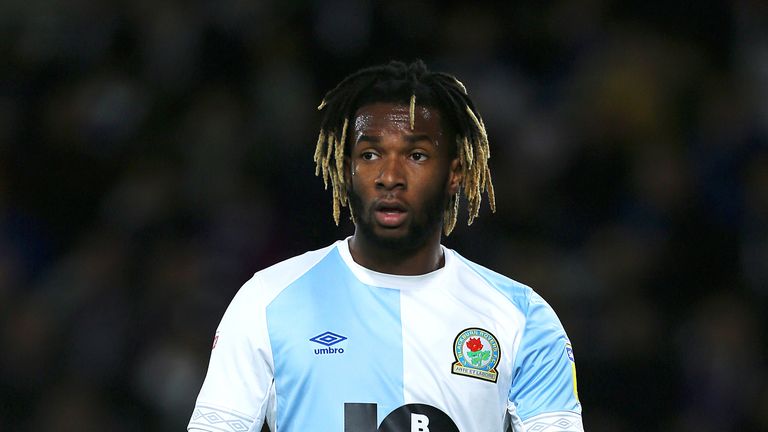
left=188, top=60, right=583, bottom=431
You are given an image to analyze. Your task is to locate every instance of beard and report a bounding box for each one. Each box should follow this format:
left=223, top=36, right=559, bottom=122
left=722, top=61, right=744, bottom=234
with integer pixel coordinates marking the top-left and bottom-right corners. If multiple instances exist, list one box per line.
left=347, top=184, right=448, bottom=253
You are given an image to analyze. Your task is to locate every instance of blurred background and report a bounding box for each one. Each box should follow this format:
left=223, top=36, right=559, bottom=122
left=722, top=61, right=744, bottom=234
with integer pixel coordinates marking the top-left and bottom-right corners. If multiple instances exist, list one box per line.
left=1, top=0, right=767, bottom=430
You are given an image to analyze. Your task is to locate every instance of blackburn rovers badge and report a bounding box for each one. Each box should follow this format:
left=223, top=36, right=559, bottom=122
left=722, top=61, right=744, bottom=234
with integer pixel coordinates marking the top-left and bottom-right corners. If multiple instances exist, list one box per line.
left=451, top=328, right=500, bottom=383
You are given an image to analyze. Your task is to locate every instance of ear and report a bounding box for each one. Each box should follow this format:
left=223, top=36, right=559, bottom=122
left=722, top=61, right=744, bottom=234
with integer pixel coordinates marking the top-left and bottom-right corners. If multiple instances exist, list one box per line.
left=447, top=157, right=462, bottom=195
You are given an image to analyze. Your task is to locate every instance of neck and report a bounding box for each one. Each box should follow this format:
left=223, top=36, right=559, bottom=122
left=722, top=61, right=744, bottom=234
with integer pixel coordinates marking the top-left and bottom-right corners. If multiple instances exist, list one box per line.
left=348, top=231, right=444, bottom=276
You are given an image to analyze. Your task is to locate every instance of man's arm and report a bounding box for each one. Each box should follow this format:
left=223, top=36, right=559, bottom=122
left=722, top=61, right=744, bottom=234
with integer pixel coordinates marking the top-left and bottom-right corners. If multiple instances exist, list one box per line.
left=506, top=291, right=583, bottom=432
left=188, top=276, right=274, bottom=432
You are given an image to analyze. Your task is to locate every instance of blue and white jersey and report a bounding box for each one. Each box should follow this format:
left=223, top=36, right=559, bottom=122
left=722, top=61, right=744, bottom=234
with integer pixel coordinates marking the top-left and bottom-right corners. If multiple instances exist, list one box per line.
left=189, top=239, right=583, bottom=432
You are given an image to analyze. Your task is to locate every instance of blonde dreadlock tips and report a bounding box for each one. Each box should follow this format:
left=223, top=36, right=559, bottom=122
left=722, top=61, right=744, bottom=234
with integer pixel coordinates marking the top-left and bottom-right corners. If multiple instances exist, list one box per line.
left=409, top=93, right=416, bottom=130
left=454, top=78, right=468, bottom=95
left=313, top=130, right=325, bottom=176
left=486, top=169, right=496, bottom=213
left=336, top=119, right=348, bottom=178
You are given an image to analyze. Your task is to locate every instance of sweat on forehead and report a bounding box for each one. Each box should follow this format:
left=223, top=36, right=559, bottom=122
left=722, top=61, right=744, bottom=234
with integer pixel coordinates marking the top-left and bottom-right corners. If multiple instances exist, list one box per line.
left=352, top=104, right=440, bottom=133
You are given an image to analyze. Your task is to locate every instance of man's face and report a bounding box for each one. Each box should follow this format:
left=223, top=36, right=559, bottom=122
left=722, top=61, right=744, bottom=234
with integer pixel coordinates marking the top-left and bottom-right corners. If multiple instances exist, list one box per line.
left=346, top=102, right=461, bottom=251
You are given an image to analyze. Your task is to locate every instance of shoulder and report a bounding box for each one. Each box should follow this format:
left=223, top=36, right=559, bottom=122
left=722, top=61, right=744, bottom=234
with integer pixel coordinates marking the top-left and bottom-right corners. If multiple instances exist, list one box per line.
left=448, top=249, right=564, bottom=329
left=228, top=242, right=340, bottom=312
left=256, top=242, right=339, bottom=287
left=448, top=249, right=536, bottom=315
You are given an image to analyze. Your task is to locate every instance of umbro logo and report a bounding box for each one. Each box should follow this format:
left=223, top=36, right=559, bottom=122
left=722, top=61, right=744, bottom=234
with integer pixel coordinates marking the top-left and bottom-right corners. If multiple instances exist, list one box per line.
left=310, top=331, right=347, bottom=355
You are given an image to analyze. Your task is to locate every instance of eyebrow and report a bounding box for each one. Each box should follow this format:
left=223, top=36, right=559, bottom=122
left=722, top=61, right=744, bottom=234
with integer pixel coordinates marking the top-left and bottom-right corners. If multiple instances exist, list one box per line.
left=356, top=134, right=380, bottom=143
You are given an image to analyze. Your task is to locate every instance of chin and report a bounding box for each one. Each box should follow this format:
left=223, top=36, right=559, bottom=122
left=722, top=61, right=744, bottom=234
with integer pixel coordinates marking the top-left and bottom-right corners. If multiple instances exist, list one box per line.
left=364, top=223, right=434, bottom=252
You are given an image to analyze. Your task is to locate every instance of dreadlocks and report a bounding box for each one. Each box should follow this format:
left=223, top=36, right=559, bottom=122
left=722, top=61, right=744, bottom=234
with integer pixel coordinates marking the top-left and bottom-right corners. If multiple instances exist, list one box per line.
left=314, top=60, right=496, bottom=236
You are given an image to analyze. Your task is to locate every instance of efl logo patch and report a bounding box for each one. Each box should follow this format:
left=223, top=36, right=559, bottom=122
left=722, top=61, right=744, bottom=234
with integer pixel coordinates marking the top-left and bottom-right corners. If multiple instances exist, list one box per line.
left=566, top=343, right=575, bottom=362
left=451, top=328, right=500, bottom=383
left=566, top=342, right=579, bottom=401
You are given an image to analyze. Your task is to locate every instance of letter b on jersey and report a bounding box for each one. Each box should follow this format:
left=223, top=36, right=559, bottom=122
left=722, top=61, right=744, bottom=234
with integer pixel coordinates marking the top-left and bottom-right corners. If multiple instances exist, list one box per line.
left=345, top=403, right=458, bottom=432
left=411, top=413, right=429, bottom=431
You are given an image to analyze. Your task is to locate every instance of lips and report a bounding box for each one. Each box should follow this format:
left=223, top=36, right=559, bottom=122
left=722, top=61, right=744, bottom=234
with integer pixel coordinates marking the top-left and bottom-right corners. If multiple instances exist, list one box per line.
left=374, top=200, right=408, bottom=227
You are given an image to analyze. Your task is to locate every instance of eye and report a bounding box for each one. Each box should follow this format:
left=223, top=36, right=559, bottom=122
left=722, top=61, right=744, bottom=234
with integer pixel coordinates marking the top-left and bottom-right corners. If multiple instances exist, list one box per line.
left=410, top=151, right=428, bottom=161
left=361, top=151, right=379, bottom=160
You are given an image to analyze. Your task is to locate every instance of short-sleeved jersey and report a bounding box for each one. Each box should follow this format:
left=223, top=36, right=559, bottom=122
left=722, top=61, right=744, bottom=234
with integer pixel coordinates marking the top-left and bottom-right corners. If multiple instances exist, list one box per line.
left=189, top=239, right=583, bottom=432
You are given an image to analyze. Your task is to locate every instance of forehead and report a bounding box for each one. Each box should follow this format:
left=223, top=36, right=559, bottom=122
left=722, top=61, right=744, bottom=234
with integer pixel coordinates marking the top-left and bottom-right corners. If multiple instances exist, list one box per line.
left=352, top=103, right=445, bottom=136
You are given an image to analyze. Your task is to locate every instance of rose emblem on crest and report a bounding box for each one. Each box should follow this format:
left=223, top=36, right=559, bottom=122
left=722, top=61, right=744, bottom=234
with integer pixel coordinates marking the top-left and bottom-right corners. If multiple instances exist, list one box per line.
left=465, top=337, right=491, bottom=367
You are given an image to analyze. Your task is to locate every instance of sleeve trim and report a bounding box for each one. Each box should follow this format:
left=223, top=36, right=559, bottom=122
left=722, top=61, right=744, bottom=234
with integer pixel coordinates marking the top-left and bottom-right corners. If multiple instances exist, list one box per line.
left=521, top=411, right=583, bottom=432
left=189, top=403, right=256, bottom=432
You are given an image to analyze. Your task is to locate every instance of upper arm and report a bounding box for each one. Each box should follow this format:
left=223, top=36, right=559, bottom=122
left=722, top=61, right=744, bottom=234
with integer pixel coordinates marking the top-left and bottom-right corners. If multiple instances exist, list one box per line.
left=507, top=292, right=583, bottom=431
left=188, top=277, right=274, bottom=432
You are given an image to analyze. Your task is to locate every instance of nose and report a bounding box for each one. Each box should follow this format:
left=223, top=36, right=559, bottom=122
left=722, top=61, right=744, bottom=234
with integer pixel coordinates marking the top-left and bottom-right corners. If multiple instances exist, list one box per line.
left=376, top=155, right=406, bottom=190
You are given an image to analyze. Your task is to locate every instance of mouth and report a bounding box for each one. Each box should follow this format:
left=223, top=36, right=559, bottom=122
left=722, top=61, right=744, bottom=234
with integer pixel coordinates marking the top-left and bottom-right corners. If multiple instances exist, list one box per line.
left=374, top=200, right=408, bottom=227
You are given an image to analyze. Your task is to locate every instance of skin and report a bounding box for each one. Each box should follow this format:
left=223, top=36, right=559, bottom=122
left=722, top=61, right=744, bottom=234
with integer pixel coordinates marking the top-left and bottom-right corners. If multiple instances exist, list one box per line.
left=345, top=102, right=462, bottom=275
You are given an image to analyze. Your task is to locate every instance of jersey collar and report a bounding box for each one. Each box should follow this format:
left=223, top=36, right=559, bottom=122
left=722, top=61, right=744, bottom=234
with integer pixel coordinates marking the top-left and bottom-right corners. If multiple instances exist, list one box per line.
left=336, top=237, right=451, bottom=290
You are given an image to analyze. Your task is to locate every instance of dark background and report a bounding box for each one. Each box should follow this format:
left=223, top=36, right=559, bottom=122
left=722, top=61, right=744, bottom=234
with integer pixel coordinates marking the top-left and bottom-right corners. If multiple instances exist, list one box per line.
left=1, top=1, right=767, bottom=431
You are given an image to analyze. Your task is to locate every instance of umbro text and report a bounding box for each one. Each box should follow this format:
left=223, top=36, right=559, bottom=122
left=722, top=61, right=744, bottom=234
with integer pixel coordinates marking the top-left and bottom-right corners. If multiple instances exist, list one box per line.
left=314, top=347, right=345, bottom=355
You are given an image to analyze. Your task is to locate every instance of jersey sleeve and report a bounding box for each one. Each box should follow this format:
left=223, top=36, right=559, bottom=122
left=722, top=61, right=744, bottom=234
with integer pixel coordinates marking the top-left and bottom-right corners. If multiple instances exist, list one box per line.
left=188, top=276, right=274, bottom=432
left=506, top=291, right=583, bottom=432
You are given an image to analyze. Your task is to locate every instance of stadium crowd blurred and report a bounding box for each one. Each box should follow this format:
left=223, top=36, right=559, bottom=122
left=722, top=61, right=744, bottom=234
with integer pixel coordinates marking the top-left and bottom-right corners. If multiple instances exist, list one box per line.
left=1, top=1, right=767, bottom=431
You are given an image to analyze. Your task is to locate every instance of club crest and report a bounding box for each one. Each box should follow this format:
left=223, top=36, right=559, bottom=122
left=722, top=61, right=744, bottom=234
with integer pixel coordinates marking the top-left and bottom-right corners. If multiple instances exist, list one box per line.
left=451, top=328, right=500, bottom=383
